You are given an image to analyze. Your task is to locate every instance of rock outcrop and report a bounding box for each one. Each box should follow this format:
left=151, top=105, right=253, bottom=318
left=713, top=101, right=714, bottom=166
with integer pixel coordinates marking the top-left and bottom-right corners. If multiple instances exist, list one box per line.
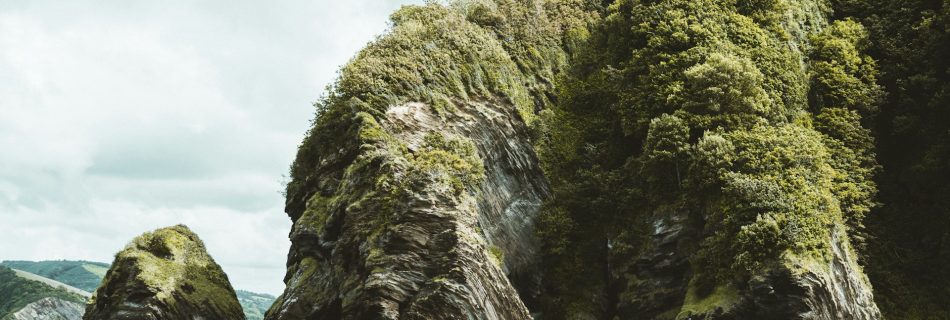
left=84, top=225, right=244, bottom=320
left=269, top=0, right=885, bottom=319
left=6, top=297, right=84, bottom=320
left=266, top=1, right=598, bottom=319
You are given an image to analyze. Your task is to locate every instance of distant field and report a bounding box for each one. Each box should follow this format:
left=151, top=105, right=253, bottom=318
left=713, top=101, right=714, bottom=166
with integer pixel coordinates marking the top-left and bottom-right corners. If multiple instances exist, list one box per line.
left=1, top=260, right=108, bottom=292
left=81, top=263, right=108, bottom=279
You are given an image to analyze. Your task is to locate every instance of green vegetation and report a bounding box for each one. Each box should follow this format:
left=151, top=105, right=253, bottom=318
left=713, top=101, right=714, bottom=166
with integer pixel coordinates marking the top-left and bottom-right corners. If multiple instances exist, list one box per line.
left=534, top=0, right=880, bottom=317
left=236, top=290, right=276, bottom=320
left=275, top=1, right=602, bottom=317
left=1, top=260, right=109, bottom=292
left=285, top=0, right=601, bottom=211
left=676, top=281, right=739, bottom=319
left=0, top=266, right=85, bottom=319
left=832, top=0, right=950, bottom=317
left=488, top=245, right=505, bottom=268
left=279, top=0, right=950, bottom=318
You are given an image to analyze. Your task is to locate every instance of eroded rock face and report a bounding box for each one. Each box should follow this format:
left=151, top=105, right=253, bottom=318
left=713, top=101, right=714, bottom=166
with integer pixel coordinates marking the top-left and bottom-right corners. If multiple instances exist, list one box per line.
left=84, top=225, right=244, bottom=320
left=268, top=0, right=883, bottom=319
left=384, top=102, right=550, bottom=304
left=8, top=297, right=84, bottom=320
left=738, top=229, right=880, bottom=319
left=265, top=103, right=541, bottom=320
left=265, top=0, right=596, bottom=318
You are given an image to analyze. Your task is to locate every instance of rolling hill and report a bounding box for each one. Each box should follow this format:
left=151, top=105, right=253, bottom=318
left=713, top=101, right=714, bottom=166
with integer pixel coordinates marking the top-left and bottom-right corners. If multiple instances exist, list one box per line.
left=0, top=261, right=106, bottom=293
left=0, top=266, right=86, bottom=319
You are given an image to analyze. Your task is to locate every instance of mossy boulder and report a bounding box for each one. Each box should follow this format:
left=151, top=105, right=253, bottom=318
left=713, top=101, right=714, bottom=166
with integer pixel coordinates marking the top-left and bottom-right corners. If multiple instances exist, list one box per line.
left=84, top=225, right=244, bottom=320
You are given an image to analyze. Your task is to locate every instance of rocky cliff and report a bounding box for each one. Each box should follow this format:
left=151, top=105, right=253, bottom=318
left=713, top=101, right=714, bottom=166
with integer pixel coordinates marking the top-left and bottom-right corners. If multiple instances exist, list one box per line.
left=266, top=1, right=598, bottom=318
left=5, top=298, right=83, bottom=320
left=83, top=225, right=244, bottom=320
left=271, top=0, right=886, bottom=319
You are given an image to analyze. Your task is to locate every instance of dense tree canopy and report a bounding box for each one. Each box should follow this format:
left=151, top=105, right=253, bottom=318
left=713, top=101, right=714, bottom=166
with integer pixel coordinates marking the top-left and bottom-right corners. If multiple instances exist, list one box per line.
left=832, top=0, right=950, bottom=317
left=535, top=0, right=884, bottom=318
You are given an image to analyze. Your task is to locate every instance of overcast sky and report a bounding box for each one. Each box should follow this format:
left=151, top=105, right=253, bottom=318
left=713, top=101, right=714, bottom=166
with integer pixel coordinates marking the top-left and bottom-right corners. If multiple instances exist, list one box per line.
left=0, top=0, right=422, bottom=295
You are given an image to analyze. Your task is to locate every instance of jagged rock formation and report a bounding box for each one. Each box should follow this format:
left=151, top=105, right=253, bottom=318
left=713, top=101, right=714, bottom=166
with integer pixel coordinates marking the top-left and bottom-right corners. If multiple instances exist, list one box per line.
left=266, top=1, right=597, bottom=318
left=6, top=298, right=84, bottom=320
left=271, top=0, right=887, bottom=319
left=84, top=225, right=244, bottom=320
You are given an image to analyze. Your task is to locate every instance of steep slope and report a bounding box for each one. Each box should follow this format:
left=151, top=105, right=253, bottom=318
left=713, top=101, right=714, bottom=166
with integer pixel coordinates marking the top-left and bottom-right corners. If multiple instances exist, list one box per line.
left=831, top=0, right=950, bottom=318
left=83, top=225, right=244, bottom=320
left=3, top=297, right=84, bottom=320
left=9, top=269, right=91, bottom=299
left=536, top=0, right=882, bottom=318
left=273, top=0, right=892, bottom=319
left=267, top=1, right=599, bottom=318
left=0, top=266, right=85, bottom=319
left=1, top=261, right=108, bottom=293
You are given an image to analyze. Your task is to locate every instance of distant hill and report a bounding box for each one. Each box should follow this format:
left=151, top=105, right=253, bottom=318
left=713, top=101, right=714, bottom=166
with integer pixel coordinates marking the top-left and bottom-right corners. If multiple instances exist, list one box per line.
left=0, top=266, right=85, bottom=319
left=1, top=260, right=276, bottom=319
left=8, top=269, right=90, bottom=298
left=1, top=261, right=107, bottom=292
left=236, top=290, right=276, bottom=320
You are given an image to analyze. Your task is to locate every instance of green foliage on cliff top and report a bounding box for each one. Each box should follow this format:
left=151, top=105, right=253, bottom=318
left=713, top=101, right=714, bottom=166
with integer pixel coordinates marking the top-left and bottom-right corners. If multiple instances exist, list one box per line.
left=0, top=266, right=85, bottom=319
left=277, top=0, right=950, bottom=318
left=535, top=0, right=881, bottom=317
left=277, top=1, right=603, bottom=317
left=286, top=0, right=601, bottom=208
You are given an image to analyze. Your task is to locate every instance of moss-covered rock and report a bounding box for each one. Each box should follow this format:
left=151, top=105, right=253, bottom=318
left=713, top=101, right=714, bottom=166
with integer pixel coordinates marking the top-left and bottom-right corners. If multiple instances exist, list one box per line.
left=267, top=1, right=602, bottom=319
left=83, top=225, right=244, bottom=320
left=270, top=0, right=888, bottom=318
left=535, top=0, right=882, bottom=318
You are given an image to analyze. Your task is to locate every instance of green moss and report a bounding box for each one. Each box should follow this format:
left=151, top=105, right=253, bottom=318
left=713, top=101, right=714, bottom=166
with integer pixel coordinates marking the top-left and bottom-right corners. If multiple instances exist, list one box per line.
left=299, top=193, right=335, bottom=231
left=409, top=132, right=485, bottom=194
left=676, top=282, right=740, bottom=319
left=102, top=225, right=240, bottom=315
left=536, top=0, right=879, bottom=317
left=487, top=245, right=505, bottom=268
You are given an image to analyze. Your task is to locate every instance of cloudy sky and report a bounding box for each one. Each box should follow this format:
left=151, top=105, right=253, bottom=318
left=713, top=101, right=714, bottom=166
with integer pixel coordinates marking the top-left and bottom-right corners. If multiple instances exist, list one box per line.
left=0, top=0, right=422, bottom=295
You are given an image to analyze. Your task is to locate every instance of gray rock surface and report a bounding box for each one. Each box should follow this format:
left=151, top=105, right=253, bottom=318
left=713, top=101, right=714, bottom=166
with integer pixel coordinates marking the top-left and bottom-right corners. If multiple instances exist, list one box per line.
left=8, top=298, right=84, bottom=320
left=265, top=102, right=539, bottom=319
left=265, top=0, right=596, bottom=319
left=266, top=0, right=884, bottom=319
left=735, top=228, right=881, bottom=319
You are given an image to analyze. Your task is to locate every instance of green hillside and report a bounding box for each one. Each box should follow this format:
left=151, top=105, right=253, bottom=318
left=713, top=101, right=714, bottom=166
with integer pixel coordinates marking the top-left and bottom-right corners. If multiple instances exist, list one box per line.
left=0, top=266, right=85, bottom=319
left=1, top=260, right=108, bottom=293
left=236, top=290, right=276, bottom=320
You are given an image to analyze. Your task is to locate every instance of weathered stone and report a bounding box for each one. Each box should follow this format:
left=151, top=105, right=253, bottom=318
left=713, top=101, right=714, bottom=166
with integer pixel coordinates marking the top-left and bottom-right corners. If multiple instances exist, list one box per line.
left=84, top=225, right=244, bottom=320
left=8, top=297, right=84, bottom=320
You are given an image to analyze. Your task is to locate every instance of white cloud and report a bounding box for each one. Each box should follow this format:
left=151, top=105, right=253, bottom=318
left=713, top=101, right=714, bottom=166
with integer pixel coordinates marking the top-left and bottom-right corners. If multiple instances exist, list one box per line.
left=0, top=0, right=423, bottom=295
